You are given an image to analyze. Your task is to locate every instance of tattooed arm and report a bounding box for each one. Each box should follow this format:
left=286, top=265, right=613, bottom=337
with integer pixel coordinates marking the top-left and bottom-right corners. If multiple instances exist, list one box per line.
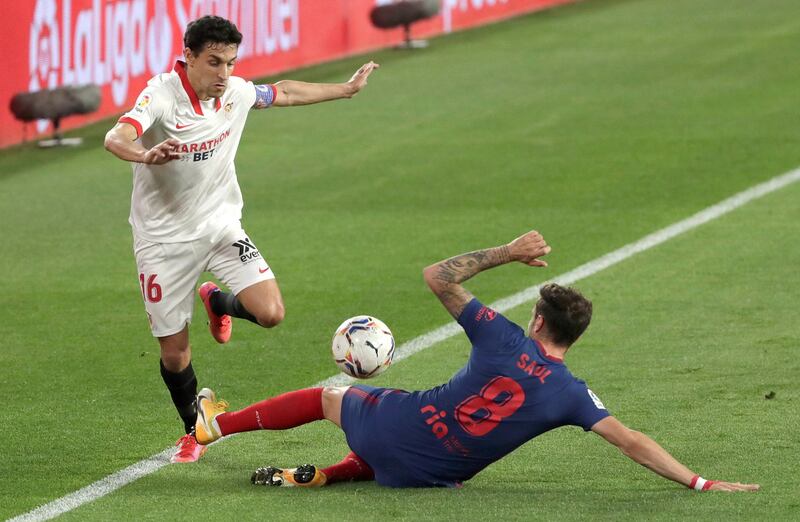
left=423, top=231, right=551, bottom=319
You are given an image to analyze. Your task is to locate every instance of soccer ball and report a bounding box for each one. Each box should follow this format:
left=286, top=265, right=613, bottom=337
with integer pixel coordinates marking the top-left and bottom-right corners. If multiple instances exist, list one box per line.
left=332, top=316, right=395, bottom=379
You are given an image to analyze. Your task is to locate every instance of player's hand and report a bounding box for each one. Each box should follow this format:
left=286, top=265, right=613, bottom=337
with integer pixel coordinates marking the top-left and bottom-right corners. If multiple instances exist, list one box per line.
left=142, top=138, right=181, bottom=164
left=705, top=480, right=761, bottom=492
left=346, top=61, right=380, bottom=97
left=507, top=230, right=551, bottom=267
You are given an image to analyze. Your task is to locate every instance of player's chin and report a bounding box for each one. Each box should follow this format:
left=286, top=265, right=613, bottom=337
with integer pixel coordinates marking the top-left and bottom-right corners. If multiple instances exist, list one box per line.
left=211, top=84, right=227, bottom=96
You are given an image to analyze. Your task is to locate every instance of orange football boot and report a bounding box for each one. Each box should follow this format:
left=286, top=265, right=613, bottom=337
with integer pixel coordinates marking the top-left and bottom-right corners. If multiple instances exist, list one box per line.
left=198, top=282, right=232, bottom=343
left=251, top=465, right=328, bottom=487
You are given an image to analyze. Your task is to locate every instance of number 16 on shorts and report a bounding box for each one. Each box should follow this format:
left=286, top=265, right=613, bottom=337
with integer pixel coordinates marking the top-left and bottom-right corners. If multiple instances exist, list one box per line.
left=140, top=273, right=163, bottom=303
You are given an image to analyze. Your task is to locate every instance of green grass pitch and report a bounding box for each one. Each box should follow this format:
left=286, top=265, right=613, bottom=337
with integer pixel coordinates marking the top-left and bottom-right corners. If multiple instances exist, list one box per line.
left=2, top=0, right=799, bottom=519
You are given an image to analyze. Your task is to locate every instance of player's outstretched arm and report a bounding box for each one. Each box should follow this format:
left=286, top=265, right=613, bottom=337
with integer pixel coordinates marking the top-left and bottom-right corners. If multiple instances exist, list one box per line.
left=591, top=416, right=760, bottom=492
left=423, top=230, right=551, bottom=319
left=271, top=61, right=379, bottom=107
left=104, top=123, right=181, bottom=165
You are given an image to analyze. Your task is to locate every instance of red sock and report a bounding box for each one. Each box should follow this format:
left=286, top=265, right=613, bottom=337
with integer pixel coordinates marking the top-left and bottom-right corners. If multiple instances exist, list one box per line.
left=216, top=388, right=324, bottom=435
left=322, top=452, right=375, bottom=484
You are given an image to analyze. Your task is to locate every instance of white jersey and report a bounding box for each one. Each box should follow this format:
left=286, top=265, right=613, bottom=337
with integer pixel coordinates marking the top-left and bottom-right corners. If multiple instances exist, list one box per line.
left=119, top=61, right=276, bottom=243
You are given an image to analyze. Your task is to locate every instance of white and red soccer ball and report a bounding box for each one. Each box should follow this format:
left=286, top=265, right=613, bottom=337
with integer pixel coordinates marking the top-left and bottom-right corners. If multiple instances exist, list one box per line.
left=332, top=316, right=395, bottom=379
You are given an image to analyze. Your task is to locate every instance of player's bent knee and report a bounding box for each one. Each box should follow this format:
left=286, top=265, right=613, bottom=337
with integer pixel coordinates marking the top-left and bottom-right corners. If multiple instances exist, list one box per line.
left=255, top=302, right=285, bottom=328
left=322, top=386, right=348, bottom=426
left=322, top=386, right=345, bottom=400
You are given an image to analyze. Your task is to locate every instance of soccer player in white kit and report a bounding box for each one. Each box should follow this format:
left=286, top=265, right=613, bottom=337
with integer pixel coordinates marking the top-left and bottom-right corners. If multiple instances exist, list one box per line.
left=104, top=16, right=379, bottom=463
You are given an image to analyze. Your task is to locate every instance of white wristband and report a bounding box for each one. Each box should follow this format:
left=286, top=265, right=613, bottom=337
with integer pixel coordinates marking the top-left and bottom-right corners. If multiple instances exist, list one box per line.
left=689, top=475, right=712, bottom=491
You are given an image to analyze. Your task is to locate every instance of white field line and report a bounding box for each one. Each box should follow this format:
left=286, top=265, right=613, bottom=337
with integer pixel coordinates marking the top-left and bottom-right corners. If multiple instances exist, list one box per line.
left=10, top=166, right=800, bottom=522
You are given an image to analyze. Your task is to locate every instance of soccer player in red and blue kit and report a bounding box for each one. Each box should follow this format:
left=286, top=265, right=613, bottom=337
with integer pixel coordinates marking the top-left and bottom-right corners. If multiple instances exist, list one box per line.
left=195, top=230, right=759, bottom=492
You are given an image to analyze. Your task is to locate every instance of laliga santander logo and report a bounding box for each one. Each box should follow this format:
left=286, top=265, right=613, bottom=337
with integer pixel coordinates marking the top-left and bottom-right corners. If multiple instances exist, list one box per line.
left=26, top=0, right=299, bottom=132
left=27, top=0, right=174, bottom=131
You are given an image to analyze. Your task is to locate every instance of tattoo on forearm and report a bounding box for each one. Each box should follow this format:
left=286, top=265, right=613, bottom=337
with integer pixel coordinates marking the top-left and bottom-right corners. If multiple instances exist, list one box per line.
left=431, top=246, right=510, bottom=319
left=434, top=246, right=510, bottom=285
left=437, top=286, right=473, bottom=320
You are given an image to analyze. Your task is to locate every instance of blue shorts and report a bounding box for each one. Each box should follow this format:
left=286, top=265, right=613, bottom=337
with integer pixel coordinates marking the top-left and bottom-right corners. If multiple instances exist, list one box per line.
left=340, top=385, right=460, bottom=488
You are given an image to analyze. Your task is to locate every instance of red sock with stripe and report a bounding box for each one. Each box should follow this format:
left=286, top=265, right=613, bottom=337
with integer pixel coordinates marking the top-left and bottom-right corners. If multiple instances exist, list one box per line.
left=321, top=452, right=375, bottom=484
left=216, top=388, right=324, bottom=435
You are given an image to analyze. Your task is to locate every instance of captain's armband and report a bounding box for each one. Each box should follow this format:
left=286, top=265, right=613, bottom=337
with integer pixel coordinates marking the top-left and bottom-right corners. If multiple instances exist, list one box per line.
left=253, top=84, right=277, bottom=109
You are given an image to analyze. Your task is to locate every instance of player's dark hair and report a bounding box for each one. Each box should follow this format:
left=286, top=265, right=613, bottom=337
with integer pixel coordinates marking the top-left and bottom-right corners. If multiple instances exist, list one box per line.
left=183, top=16, right=242, bottom=55
left=534, top=283, right=592, bottom=347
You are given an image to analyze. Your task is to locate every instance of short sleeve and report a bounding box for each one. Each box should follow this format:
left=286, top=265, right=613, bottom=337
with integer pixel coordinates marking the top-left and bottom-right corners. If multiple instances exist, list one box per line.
left=118, top=86, right=166, bottom=138
left=564, top=384, right=611, bottom=431
left=457, top=298, right=522, bottom=352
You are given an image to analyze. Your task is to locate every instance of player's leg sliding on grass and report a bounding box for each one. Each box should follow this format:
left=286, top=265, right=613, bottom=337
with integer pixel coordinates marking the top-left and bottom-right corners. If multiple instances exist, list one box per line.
left=196, top=229, right=760, bottom=491
left=250, top=453, right=374, bottom=488
left=196, top=386, right=374, bottom=487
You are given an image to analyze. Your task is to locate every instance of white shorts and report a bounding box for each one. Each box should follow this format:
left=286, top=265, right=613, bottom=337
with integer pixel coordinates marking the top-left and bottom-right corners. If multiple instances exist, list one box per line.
left=133, top=223, right=275, bottom=337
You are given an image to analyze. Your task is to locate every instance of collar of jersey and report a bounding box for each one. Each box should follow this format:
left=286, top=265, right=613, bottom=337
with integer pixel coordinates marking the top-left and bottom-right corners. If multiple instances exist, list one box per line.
left=173, top=60, right=222, bottom=116
left=533, top=339, right=564, bottom=363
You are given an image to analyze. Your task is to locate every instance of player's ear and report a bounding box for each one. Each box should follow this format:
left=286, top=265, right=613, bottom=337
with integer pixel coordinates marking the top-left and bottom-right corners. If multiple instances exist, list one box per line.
left=183, top=47, right=194, bottom=64
left=533, top=314, right=546, bottom=334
